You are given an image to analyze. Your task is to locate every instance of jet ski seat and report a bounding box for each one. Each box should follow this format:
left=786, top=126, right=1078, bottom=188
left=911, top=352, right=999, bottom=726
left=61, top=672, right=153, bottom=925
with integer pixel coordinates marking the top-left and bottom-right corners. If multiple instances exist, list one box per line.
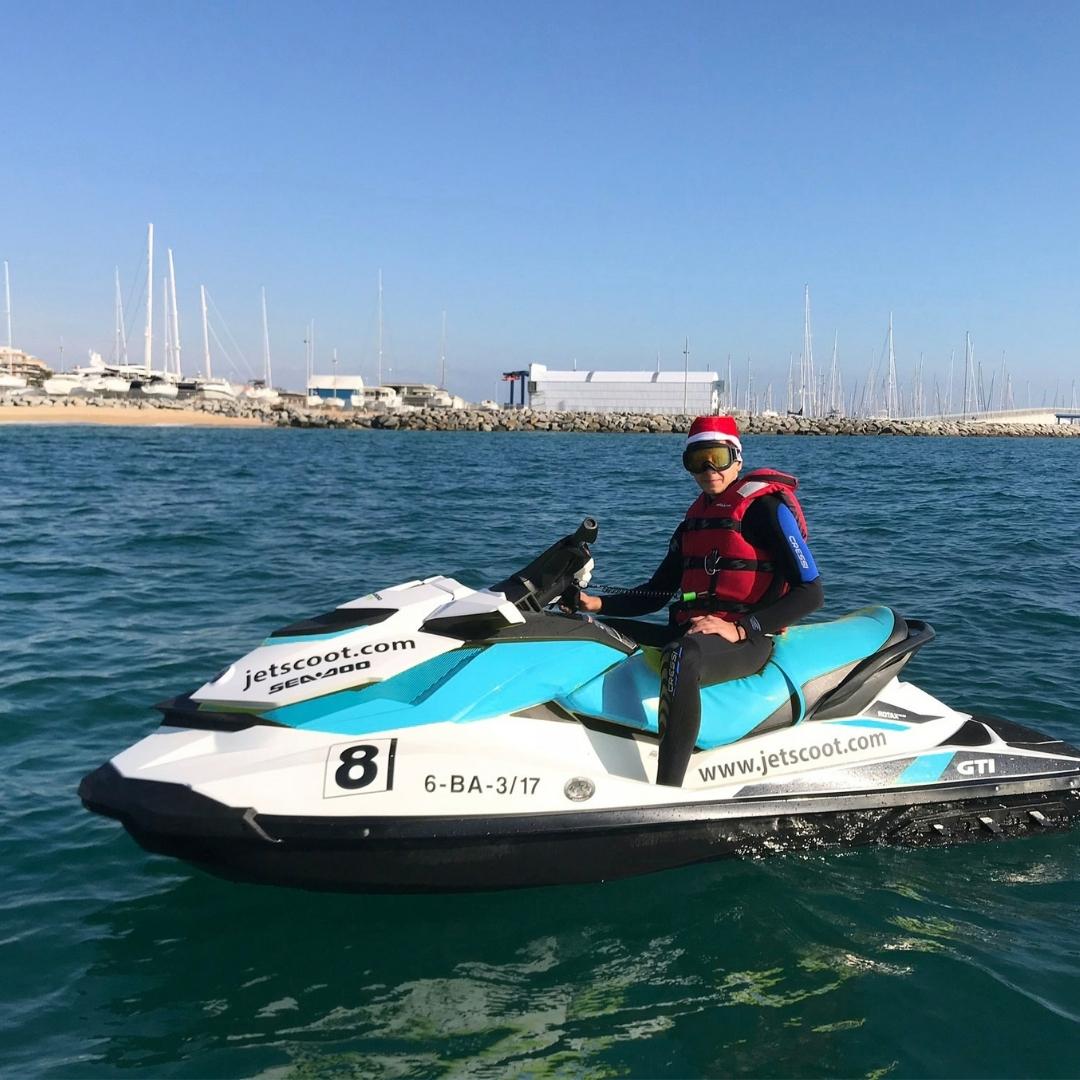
left=558, top=606, right=932, bottom=748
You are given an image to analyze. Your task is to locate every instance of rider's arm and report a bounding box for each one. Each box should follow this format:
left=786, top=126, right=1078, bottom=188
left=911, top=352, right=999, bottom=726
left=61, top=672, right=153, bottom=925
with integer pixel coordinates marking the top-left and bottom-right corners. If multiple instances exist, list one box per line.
left=593, top=525, right=683, bottom=617
left=738, top=497, right=824, bottom=636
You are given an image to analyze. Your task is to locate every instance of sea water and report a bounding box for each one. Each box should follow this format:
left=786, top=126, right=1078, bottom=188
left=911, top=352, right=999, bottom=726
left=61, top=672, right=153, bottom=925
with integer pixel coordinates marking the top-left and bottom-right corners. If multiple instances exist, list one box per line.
left=2, top=425, right=1079, bottom=1077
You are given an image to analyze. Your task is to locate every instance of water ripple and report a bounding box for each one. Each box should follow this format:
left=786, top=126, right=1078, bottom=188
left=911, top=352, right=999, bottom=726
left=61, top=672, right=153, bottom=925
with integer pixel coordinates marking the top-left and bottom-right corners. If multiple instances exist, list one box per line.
left=2, top=427, right=1079, bottom=1078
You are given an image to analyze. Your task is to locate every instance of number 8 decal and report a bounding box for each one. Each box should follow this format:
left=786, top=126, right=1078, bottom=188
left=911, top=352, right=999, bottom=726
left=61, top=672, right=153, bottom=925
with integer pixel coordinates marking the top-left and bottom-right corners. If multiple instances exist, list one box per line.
left=323, top=738, right=397, bottom=798
left=335, top=744, right=379, bottom=789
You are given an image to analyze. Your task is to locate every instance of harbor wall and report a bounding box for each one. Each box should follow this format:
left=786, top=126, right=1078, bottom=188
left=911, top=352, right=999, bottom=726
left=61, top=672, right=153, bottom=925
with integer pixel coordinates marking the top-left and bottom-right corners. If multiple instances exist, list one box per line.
left=4, top=393, right=1080, bottom=438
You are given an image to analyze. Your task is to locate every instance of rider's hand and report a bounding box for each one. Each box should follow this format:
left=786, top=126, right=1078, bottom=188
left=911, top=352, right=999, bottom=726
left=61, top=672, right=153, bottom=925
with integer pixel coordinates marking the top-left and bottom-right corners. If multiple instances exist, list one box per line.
left=687, top=615, right=743, bottom=642
left=563, top=590, right=602, bottom=614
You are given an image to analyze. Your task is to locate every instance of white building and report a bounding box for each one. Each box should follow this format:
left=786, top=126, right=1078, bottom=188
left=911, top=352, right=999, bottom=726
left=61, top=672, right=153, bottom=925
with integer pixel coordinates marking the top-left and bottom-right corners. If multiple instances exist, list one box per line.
left=307, top=374, right=365, bottom=405
left=526, top=363, right=723, bottom=414
left=386, top=382, right=467, bottom=409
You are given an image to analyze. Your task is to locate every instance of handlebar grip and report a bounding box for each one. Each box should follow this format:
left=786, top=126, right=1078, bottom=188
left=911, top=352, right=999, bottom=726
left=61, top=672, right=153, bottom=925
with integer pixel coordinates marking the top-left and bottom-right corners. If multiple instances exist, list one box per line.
left=559, top=584, right=581, bottom=611
left=572, top=517, right=598, bottom=545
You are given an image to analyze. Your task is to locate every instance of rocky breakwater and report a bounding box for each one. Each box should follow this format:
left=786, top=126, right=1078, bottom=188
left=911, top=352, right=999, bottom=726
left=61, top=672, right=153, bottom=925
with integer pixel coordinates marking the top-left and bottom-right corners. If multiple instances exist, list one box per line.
left=9, top=391, right=1079, bottom=439
left=271, top=403, right=1080, bottom=439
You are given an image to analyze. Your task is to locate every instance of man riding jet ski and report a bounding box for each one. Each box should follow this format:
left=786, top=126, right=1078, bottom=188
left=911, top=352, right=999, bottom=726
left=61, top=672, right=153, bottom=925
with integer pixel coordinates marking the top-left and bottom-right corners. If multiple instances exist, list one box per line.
left=79, top=449, right=1080, bottom=893
left=570, top=415, right=824, bottom=787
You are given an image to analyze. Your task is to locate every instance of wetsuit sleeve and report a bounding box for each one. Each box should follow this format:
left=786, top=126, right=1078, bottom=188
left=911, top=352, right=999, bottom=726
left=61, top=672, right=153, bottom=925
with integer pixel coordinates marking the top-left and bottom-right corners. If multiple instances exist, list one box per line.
left=597, top=525, right=683, bottom=618
left=739, top=497, right=824, bottom=635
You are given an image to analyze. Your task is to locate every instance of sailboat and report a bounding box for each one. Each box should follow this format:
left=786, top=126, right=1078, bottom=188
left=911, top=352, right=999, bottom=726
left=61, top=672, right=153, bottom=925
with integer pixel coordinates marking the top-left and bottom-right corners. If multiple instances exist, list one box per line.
left=350, top=270, right=403, bottom=411
left=135, top=226, right=178, bottom=398
left=192, top=285, right=237, bottom=400
left=304, top=320, right=323, bottom=407
left=0, top=261, right=29, bottom=393
left=81, top=271, right=136, bottom=395
left=242, top=288, right=280, bottom=403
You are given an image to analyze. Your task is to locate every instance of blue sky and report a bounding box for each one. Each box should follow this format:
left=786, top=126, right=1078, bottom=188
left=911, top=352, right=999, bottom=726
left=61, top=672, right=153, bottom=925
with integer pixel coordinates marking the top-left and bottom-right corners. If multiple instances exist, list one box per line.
left=4, top=1, right=1079, bottom=404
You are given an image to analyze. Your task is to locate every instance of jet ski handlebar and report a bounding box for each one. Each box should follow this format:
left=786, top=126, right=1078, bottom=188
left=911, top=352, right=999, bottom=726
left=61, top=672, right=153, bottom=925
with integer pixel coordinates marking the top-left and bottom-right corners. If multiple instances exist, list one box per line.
left=492, top=517, right=598, bottom=612
left=572, top=517, right=598, bottom=545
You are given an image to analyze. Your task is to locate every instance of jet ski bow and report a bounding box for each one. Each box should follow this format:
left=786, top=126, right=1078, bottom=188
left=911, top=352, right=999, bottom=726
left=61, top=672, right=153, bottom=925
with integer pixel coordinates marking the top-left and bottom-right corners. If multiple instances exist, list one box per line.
left=80, top=518, right=1080, bottom=892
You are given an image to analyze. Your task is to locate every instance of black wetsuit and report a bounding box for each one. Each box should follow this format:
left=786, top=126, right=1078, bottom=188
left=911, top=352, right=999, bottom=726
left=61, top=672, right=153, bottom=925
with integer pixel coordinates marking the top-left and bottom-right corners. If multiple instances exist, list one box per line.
left=598, top=495, right=824, bottom=786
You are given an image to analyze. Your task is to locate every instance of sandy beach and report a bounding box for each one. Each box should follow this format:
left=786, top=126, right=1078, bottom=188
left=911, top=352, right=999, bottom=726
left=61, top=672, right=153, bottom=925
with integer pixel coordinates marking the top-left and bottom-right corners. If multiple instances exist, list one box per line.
left=0, top=404, right=266, bottom=427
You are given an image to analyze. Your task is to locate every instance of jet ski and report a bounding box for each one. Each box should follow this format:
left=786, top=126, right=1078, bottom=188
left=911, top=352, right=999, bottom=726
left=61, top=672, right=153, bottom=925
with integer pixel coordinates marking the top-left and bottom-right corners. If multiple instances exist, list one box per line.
left=79, top=519, right=1080, bottom=892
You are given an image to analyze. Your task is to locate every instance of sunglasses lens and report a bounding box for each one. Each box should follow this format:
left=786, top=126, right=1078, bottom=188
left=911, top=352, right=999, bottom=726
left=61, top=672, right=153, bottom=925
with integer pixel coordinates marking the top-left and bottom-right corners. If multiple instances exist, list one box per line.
left=683, top=446, right=736, bottom=473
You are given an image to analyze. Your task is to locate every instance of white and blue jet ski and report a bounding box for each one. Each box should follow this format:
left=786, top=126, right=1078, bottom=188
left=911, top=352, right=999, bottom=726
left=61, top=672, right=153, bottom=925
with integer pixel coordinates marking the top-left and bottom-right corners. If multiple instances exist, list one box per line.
left=80, top=519, right=1080, bottom=892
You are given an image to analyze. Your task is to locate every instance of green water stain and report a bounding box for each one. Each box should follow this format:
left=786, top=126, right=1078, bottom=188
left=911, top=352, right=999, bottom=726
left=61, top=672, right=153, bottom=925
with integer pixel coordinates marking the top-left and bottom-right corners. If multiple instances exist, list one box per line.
left=866, top=1062, right=899, bottom=1080
left=715, top=965, right=848, bottom=1008
left=881, top=936, right=947, bottom=955
left=566, top=981, right=629, bottom=1021
left=714, top=943, right=912, bottom=1011
left=812, top=1018, right=865, bottom=1033
left=883, top=880, right=928, bottom=902
left=274, top=1039, right=628, bottom=1080
left=888, top=914, right=960, bottom=939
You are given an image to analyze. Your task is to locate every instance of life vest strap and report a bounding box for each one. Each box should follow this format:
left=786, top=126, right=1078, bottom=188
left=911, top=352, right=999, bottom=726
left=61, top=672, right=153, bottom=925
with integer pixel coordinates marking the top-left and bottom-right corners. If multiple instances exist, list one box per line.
left=683, top=516, right=741, bottom=532
left=670, top=597, right=755, bottom=616
left=681, top=556, right=775, bottom=573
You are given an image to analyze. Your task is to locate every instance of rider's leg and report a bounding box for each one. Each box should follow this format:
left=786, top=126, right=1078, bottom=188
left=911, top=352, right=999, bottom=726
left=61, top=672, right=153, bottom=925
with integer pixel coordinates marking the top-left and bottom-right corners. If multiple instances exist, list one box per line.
left=656, top=632, right=772, bottom=787
left=595, top=616, right=673, bottom=649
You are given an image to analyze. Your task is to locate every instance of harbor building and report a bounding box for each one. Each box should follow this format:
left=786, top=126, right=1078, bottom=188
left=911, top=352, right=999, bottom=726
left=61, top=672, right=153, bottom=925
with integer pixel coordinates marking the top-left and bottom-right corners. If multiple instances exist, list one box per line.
left=526, top=363, right=723, bottom=414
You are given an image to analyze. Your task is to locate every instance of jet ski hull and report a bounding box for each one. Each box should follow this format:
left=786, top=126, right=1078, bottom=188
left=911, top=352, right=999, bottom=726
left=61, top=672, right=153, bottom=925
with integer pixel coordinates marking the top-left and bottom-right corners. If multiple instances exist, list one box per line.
left=80, top=759, right=1080, bottom=893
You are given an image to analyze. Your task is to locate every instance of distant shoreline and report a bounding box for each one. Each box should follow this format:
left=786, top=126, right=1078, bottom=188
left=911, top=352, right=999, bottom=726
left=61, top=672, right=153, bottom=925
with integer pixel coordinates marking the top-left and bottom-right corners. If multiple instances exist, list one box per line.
left=2, top=395, right=1079, bottom=438
left=0, top=403, right=263, bottom=427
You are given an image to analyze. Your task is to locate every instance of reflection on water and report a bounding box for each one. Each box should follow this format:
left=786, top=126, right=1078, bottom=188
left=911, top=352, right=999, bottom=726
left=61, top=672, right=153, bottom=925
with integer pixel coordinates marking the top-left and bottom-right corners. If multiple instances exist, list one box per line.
left=48, top=835, right=1079, bottom=1078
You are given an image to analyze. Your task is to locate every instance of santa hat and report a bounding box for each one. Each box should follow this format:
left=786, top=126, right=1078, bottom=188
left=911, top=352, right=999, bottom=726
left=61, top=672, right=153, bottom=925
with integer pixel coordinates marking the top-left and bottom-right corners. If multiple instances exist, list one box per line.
left=685, top=415, right=742, bottom=455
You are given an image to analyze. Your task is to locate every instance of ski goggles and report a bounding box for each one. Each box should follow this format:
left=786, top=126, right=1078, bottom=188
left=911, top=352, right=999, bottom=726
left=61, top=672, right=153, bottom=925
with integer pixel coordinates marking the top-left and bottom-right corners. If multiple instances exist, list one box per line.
left=682, top=444, right=741, bottom=474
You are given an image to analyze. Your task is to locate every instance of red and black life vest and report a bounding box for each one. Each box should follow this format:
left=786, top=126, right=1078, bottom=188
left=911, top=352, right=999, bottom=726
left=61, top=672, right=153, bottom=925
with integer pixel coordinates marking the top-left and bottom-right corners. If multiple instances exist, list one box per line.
left=673, top=469, right=808, bottom=624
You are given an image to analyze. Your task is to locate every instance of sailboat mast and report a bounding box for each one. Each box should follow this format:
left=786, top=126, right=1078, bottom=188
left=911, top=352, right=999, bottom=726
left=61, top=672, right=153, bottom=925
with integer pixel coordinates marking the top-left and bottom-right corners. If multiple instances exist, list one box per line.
left=162, top=277, right=170, bottom=375
left=304, top=320, right=311, bottom=384
left=114, top=267, right=128, bottom=366
left=886, top=313, right=897, bottom=418
left=200, top=285, right=211, bottom=379
left=963, top=331, right=974, bottom=413
left=144, top=224, right=154, bottom=374
left=4, top=260, right=12, bottom=357
left=377, top=269, right=383, bottom=386
left=802, top=285, right=814, bottom=417
left=440, top=309, right=447, bottom=388
left=168, top=249, right=181, bottom=377
left=682, top=336, right=689, bottom=414
left=261, top=287, right=272, bottom=387
left=829, top=332, right=839, bottom=415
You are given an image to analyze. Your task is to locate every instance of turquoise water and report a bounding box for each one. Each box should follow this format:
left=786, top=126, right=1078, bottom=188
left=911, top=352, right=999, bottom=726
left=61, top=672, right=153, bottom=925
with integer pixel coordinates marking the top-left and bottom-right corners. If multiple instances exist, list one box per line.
left=3, top=426, right=1080, bottom=1078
